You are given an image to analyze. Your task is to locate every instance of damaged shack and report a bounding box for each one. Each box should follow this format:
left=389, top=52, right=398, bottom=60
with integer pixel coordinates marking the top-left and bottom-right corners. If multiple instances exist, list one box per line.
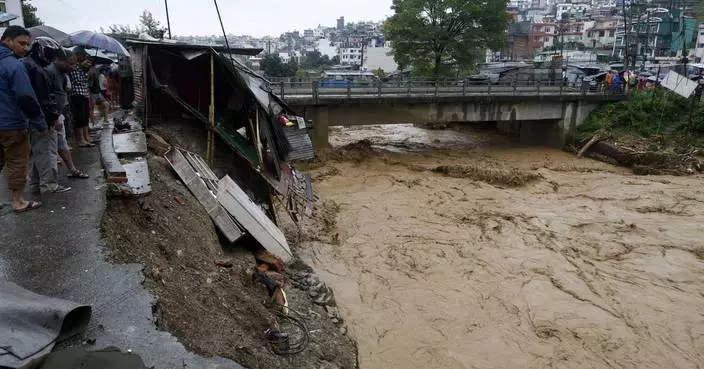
left=125, top=39, right=315, bottom=260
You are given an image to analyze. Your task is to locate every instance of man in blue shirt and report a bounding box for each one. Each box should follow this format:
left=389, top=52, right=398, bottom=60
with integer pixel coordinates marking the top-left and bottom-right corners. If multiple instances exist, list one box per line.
left=0, top=26, right=44, bottom=212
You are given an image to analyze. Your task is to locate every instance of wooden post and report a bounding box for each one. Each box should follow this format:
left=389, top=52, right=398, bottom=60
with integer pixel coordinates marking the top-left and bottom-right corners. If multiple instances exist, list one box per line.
left=255, top=109, right=264, bottom=171
left=208, top=52, right=215, bottom=166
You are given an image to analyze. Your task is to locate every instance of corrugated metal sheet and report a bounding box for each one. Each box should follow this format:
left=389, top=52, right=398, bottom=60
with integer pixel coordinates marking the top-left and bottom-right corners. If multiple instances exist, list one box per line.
left=284, top=127, right=314, bottom=161
left=165, top=149, right=244, bottom=243
left=217, top=175, right=293, bottom=262
left=130, top=46, right=144, bottom=109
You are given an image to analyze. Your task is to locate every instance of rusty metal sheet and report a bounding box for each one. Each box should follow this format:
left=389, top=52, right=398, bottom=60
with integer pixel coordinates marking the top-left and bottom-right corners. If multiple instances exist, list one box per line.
left=165, top=149, right=244, bottom=243
left=217, top=175, right=293, bottom=261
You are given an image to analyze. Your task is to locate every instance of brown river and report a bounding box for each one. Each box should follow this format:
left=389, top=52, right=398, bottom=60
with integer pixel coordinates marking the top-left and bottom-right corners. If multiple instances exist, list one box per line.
left=297, top=124, right=704, bottom=369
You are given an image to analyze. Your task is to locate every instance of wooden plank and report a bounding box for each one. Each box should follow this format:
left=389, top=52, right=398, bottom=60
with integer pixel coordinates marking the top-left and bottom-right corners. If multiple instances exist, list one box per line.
left=113, top=132, right=147, bottom=156
left=165, top=149, right=244, bottom=243
left=217, top=175, right=292, bottom=261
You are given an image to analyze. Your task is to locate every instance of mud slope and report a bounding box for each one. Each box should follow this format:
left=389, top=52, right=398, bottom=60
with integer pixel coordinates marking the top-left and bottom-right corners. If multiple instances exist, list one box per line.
left=102, top=154, right=357, bottom=369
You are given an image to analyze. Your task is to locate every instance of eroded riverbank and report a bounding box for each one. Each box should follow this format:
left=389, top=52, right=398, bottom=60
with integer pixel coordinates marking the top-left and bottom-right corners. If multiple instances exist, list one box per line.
left=295, top=124, right=704, bottom=369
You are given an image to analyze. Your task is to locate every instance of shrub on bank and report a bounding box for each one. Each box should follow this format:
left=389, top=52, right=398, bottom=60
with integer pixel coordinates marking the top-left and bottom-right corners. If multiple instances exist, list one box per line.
left=579, top=90, right=704, bottom=139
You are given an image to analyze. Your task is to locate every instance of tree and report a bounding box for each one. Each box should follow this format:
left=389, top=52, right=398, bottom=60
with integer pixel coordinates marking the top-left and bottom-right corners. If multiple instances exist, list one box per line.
left=21, top=0, right=43, bottom=27
left=300, top=50, right=334, bottom=70
left=261, top=55, right=297, bottom=77
left=384, top=0, right=511, bottom=79
left=106, top=24, right=140, bottom=36
left=373, top=68, right=389, bottom=82
left=139, top=10, right=166, bottom=39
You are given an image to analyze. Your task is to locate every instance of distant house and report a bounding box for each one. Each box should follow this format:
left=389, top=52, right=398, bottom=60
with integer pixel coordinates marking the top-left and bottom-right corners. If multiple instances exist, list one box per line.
left=0, top=0, right=24, bottom=33
left=695, top=24, right=704, bottom=63
left=613, top=8, right=697, bottom=59
left=585, top=17, right=620, bottom=49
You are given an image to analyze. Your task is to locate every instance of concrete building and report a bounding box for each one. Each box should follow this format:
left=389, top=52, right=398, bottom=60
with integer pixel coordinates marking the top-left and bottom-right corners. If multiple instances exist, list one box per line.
left=613, top=8, right=697, bottom=59
left=363, top=44, right=398, bottom=73
left=585, top=17, right=619, bottom=49
left=695, top=24, right=704, bottom=63
left=338, top=45, right=363, bottom=65
left=337, top=17, right=345, bottom=30
left=556, top=3, right=591, bottom=20
left=316, top=39, right=338, bottom=59
left=0, top=0, right=25, bottom=33
left=303, top=29, right=315, bottom=41
left=532, top=21, right=557, bottom=50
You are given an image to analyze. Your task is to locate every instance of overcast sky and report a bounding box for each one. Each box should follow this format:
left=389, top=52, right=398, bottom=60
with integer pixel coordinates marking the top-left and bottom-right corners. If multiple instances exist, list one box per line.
left=33, top=0, right=393, bottom=37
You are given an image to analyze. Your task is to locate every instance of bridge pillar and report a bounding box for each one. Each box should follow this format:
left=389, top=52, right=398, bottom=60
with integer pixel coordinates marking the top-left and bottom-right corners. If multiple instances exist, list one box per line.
left=312, top=106, right=330, bottom=149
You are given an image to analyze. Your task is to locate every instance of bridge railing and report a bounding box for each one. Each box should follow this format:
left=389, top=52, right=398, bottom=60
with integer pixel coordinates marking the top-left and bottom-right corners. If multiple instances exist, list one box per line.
left=270, top=79, right=621, bottom=102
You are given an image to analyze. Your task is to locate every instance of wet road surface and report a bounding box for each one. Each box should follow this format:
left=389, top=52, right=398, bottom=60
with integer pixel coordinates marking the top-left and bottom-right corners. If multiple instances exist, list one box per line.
left=0, top=145, right=242, bottom=369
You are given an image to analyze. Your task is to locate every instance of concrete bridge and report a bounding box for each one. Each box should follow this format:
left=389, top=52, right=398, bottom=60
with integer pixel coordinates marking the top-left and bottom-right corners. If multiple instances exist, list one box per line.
left=273, top=81, right=626, bottom=147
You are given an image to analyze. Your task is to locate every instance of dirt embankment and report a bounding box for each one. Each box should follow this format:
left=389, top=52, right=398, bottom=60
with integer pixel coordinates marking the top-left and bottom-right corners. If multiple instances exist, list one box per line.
left=102, top=147, right=357, bottom=368
left=294, top=133, right=704, bottom=369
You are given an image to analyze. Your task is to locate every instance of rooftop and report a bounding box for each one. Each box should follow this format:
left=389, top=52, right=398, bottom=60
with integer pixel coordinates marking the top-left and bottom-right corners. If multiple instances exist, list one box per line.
left=125, top=39, right=263, bottom=56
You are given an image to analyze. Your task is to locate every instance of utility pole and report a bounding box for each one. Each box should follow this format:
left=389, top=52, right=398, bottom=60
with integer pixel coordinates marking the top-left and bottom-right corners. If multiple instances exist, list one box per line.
left=164, top=0, right=172, bottom=39
left=680, top=4, right=688, bottom=78
left=621, top=0, right=630, bottom=68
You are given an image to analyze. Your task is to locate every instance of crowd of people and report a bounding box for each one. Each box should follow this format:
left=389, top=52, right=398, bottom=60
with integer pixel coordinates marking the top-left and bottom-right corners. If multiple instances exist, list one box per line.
left=0, top=25, right=116, bottom=213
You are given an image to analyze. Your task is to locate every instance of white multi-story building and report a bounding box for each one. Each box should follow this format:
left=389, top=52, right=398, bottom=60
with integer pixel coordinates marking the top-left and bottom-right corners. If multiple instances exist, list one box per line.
left=695, top=24, right=704, bottom=63
left=556, top=3, right=591, bottom=20
left=338, top=46, right=363, bottom=65
left=363, top=43, right=398, bottom=73
left=0, top=0, right=25, bottom=33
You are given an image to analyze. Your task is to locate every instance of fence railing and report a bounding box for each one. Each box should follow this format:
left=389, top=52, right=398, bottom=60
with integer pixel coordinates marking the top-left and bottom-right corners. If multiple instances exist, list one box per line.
left=270, top=80, right=624, bottom=102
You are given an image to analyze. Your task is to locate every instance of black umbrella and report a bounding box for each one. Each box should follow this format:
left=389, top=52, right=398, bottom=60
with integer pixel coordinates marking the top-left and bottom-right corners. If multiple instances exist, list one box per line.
left=28, top=26, right=71, bottom=45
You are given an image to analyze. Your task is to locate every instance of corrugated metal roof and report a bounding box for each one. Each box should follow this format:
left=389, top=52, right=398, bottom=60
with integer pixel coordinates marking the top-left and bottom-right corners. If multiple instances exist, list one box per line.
left=284, top=127, right=314, bottom=161
left=125, top=39, right=263, bottom=56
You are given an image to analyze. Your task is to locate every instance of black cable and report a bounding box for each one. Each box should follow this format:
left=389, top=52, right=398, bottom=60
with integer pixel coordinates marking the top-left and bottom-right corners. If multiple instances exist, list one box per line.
left=212, top=0, right=234, bottom=63
left=268, top=304, right=311, bottom=355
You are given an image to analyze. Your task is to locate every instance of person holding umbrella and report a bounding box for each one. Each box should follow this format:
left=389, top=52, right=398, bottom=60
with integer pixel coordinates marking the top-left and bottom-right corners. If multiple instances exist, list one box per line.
left=68, top=46, right=94, bottom=147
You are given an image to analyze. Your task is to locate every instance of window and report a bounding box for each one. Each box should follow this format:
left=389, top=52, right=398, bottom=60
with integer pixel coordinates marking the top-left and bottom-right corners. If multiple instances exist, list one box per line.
left=699, top=44, right=704, bottom=48
left=599, top=31, right=605, bottom=37
left=0, top=2, right=6, bottom=13
left=609, top=30, right=615, bottom=37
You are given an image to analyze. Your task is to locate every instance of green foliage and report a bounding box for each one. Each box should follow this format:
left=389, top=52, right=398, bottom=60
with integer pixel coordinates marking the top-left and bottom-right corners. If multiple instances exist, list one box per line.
left=579, top=90, right=704, bottom=138
left=139, top=10, right=166, bottom=39
left=373, top=68, right=388, bottom=81
left=261, top=54, right=298, bottom=77
left=106, top=10, right=164, bottom=39
left=300, top=50, right=333, bottom=70
left=383, top=0, right=511, bottom=79
left=21, top=0, right=43, bottom=27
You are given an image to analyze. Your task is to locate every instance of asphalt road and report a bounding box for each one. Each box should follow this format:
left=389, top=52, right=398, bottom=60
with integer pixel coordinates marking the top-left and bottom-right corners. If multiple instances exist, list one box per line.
left=0, top=143, right=242, bottom=369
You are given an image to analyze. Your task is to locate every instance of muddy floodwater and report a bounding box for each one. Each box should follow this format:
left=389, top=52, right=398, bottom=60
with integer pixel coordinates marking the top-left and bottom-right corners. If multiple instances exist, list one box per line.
left=299, top=124, right=704, bottom=369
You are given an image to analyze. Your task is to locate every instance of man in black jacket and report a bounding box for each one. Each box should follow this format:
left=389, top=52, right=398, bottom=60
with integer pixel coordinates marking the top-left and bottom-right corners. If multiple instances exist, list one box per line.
left=23, top=37, right=71, bottom=194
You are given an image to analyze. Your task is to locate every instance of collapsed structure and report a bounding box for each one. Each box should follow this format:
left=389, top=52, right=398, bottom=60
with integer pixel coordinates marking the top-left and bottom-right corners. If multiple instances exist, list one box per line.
left=122, top=39, right=316, bottom=260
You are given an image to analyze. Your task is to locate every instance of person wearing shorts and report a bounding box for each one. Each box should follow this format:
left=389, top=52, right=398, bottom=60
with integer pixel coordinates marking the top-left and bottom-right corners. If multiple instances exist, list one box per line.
left=68, top=47, right=93, bottom=147
left=47, top=50, right=88, bottom=178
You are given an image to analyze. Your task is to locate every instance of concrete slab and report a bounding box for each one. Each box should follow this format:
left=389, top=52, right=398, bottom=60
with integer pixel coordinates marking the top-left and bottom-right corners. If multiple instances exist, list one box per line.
left=121, top=158, right=152, bottom=196
left=0, top=147, right=243, bottom=369
left=113, top=132, right=147, bottom=156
